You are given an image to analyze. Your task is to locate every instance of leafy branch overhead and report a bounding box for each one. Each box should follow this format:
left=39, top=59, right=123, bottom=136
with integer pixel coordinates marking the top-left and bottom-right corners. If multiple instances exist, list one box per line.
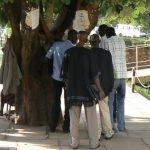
left=0, top=0, right=149, bottom=126
left=98, top=0, right=150, bottom=32
left=0, top=0, right=150, bottom=30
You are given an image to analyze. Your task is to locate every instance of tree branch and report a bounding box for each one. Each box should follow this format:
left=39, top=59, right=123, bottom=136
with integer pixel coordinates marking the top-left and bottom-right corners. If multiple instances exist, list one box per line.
left=3, top=0, right=22, bottom=66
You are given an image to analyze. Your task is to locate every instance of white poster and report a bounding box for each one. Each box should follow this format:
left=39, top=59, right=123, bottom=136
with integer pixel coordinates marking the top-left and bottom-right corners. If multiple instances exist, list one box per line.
left=73, top=10, right=90, bottom=32
left=25, top=8, right=39, bottom=30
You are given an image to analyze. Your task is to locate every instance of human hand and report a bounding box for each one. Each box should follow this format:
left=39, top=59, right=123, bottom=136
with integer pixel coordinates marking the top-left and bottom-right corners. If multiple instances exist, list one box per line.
left=98, top=89, right=105, bottom=101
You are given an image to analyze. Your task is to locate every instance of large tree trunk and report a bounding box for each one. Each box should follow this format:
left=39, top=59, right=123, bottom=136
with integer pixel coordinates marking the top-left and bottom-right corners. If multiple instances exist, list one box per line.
left=21, top=30, right=53, bottom=125
left=3, top=0, right=54, bottom=125
left=17, top=0, right=55, bottom=125
left=2, top=0, right=99, bottom=126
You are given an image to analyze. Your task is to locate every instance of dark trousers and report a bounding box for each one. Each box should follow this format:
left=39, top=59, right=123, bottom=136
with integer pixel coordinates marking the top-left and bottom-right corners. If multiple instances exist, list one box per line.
left=113, top=92, right=117, bottom=123
left=50, top=79, right=70, bottom=131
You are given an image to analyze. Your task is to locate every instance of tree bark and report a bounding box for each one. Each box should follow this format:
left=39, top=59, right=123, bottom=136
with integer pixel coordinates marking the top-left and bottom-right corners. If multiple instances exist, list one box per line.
left=45, top=3, right=54, bottom=30
left=21, top=30, right=53, bottom=125
left=2, top=0, right=99, bottom=126
left=17, top=0, right=55, bottom=125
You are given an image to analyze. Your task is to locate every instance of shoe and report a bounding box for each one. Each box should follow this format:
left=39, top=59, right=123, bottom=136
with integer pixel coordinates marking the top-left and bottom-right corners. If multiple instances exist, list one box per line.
left=49, top=127, right=56, bottom=132
left=49, top=124, right=56, bottom=132
left=101, top=132, right=105, bottom=136
left=63, top=126, right=70, bottom=133
left=104, top=131, right=114, bottom=139
left=104, top=133, right=113, bottom=139
left=90, top=143, right=100, bottom=149
left=70, top=138, right=79, bottom=149
left=111, top=130, right=115, bottom=135
left=118, top=128, right=126, bottom=132
left=113, top=128, right=118, bottom=133
left=70, top=143, right=78, bottom=149
left=63, top=128, right=70, bottom=133
left=50, top=129, right=56, bottom=132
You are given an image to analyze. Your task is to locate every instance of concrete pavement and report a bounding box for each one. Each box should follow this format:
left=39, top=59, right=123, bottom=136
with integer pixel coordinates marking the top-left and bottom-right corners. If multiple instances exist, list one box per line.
left=0, top=86, right=150, bottom=150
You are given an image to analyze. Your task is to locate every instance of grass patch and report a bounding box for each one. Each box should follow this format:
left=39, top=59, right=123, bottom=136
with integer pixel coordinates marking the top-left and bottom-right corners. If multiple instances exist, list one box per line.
left=123, top=37, right=150, bottom=46
left=126, top=79, right=150, bottom=100
left=0, top=53, right=3, bottom=66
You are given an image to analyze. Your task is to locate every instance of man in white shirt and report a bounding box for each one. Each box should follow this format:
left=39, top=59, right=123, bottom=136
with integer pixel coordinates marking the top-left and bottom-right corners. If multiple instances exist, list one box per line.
left=98, top=24, right=108, bottom=48
left=101, top=27, right=127, bottom=132
left=98, top=25, right=114, bottom=139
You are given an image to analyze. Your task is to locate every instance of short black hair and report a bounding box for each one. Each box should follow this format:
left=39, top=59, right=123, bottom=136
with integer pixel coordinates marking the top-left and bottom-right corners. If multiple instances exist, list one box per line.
left=78, top=31, right=88, bottom=43
left=89, top=34, right=100, bottom=47
left=106, top=27, right=116, bottom=38
left=98, top=24, right=108, bottom=37
left=68, top=29, right=78, bottom=44
left=68, top=29, right=78, bottom=38
left=89, top=34, right=100, bottom=42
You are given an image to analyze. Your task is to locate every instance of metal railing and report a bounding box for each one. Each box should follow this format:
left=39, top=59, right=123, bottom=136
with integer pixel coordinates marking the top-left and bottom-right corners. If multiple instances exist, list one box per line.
left=131, top=67, right=150, bottom=92
left=127, top=45, right=150, bottom=92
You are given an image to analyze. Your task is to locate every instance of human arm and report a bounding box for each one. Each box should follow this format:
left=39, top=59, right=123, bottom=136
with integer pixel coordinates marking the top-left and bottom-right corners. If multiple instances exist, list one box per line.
left=94, top=77, right=105, bottom=100
left=45, top=43, right=55, bottom=75
left=90, top=52, right=105, bottom=100
left=100, top=39, right=109, bottom=51
left=60, top=52, right=69, bottom=80
left=45, top=43, right=55, bottom=59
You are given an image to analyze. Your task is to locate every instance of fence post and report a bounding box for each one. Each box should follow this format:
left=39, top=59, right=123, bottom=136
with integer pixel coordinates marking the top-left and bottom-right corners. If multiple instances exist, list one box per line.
left=131, top=67, right=136, bottom=92
left=136, top=46, right=138, bottom=70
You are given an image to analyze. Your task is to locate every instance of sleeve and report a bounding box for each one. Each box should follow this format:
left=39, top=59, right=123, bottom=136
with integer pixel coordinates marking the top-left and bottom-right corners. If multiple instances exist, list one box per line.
left=60, top=52, right=69, bottom=80
left=100, top=39, right=109, bottom=51
left=45, top=44, right=55, bottom=59
left=90, top=51, right=100, bottom=80
left=107, top=51, right=114, bottom=92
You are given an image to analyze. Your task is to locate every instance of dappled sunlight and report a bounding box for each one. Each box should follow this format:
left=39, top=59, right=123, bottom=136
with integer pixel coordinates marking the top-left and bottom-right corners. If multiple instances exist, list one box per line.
left=127, top=118, right=150, bottom=123
left=126, top=116, right=150, bottom=123
left=0, top=141, right=17, bottom=149
left=1, top=132, right=25, bottom=137
left=125, top=115, right=150, bottom=133
left=0, top=140, right=60, bottom=150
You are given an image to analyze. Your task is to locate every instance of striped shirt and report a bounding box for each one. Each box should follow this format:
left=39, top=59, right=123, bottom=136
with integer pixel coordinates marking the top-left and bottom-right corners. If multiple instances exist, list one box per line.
left=101, top=36, right=127, bottom=79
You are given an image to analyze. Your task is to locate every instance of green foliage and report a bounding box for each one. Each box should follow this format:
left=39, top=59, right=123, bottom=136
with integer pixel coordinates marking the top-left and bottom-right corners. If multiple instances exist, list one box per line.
left=0, top=0, right=14, bottom=5
left=0, top=9, right=8, bottom=27
left=53, top=0, right=63, bottom=12
left=0, top=53, right=3, bottom=67
left=31, top=0, right=71, bottom=13
left=0, top=0, right=150, bottom=32
left=61, top=0, right=71, bottom=5
left=99, top=0, right=110, bottom=16
left=123, top=37, right=150, bottom=47
left=115, top=4, right=123, bottom=14
left=127, top=80, right=150, bottom=100
left=137, top=11, right=150, bottom=32
left=31, top=0, right=70, bottom=6
left=135, top=83, right=150, bottom=100
left=98, top=0, right=150, bottom=32
left=4, top=25, right=12, bottom=37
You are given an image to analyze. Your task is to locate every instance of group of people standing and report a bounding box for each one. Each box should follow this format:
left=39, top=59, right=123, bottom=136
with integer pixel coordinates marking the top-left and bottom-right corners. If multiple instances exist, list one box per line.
left=46, top=24, right=127, bottom=149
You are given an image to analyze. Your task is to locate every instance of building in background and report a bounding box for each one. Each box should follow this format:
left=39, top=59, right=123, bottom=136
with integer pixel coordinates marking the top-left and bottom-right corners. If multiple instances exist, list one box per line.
left=115, top=24, right=141, bottom=37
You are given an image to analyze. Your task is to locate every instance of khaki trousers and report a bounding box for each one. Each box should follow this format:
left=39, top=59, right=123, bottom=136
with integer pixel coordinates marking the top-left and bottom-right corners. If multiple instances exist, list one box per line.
left=69, top=105, right=99, bottom=148
left=99, top=96, right=112, bottom=133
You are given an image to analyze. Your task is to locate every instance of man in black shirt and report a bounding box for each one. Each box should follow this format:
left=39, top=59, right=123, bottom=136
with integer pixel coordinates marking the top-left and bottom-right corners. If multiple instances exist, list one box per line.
left=90, top=34, right=114, bottom=139
left=61, top=31, right=104, bottom=149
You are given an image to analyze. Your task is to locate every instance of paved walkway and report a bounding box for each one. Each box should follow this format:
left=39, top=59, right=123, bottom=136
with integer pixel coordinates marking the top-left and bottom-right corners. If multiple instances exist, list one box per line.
left=127, top=68, right=150, bottom=78
left=0, top=86, right=150, bottom=150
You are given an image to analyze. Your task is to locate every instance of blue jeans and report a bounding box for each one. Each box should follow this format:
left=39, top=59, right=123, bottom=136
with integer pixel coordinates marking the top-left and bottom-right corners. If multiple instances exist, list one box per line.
left=109, top=79, right=126, bottom=131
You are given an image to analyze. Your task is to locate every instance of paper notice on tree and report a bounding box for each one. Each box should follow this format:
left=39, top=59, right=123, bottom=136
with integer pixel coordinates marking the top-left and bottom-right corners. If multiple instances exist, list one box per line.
left=25, top=8, right=39, bottom=30
left=73, top=10, right=90, bottom=32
